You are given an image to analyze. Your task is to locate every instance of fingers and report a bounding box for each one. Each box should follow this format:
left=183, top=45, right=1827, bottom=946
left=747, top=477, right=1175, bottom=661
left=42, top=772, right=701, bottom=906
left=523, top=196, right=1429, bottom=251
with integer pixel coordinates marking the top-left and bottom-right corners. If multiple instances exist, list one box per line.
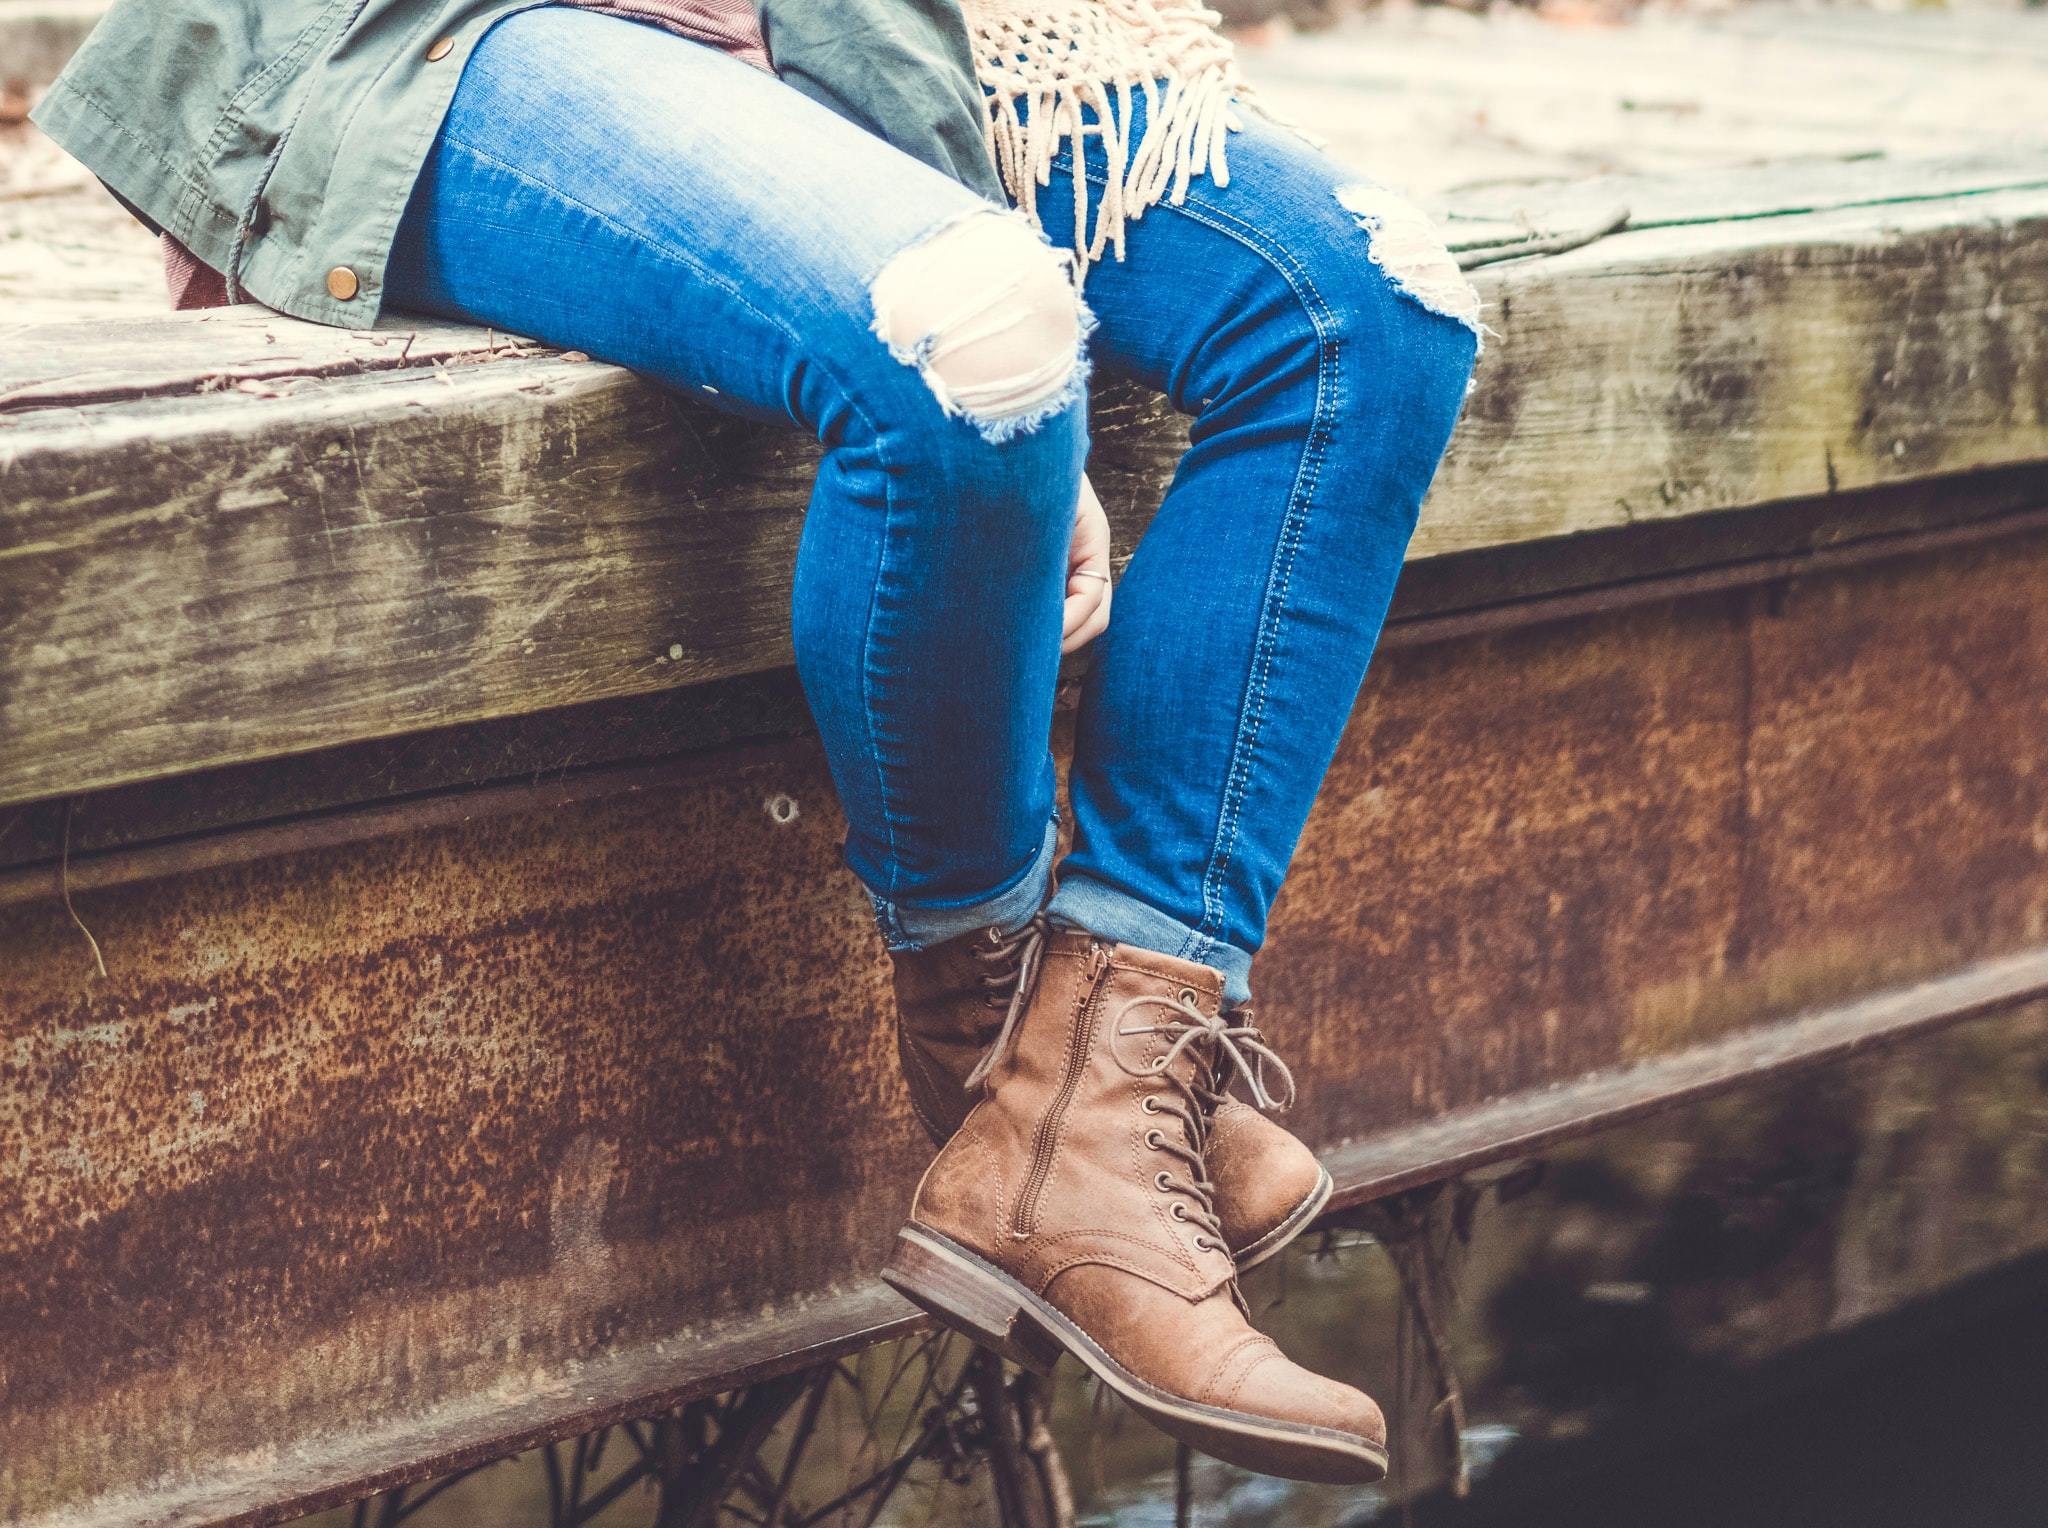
left=1070, top=474, right=1110, bottom=565
left=1061, top=574, right=1111, bottom=655
left=1062, top=472, right=1113, bottom=655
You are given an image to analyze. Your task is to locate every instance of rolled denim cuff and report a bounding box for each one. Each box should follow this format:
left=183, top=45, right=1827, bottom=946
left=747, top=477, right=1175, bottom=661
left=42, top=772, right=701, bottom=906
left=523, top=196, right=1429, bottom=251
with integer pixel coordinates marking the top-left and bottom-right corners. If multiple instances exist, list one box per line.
left=1045, top=871, right=1254, bottom=1006
left=868, top=815, right=1060, bottom=953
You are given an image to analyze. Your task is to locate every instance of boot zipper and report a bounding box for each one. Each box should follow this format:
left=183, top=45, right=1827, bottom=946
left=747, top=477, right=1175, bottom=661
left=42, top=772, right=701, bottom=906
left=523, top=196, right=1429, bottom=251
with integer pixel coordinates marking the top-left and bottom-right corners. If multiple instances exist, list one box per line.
left=1012, top=942, right=1110, bottom=1239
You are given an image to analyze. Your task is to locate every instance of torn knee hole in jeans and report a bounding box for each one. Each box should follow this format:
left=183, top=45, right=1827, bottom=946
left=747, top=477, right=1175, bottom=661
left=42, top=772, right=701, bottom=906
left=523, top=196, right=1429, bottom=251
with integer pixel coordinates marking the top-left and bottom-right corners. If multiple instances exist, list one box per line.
left=869, top=208, right=1095, bottom=444
left=1333, top=183, right=1485, bottom=347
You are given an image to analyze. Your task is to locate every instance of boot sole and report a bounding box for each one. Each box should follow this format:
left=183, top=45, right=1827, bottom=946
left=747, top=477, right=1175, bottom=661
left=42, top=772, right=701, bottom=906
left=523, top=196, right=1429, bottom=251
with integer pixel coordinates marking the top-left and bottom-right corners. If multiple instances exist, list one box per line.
left=882, top=1223, right=1390, bottom=1486
left=1233, top=1166, right=1335, bottom=1274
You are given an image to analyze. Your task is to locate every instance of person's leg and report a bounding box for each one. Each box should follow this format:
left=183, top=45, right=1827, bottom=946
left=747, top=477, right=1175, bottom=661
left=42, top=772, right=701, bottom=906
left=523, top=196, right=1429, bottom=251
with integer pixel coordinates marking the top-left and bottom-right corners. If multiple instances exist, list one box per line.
left=1032, top=98, right=1483, bottom=1003
left=383, top=7, right=1090, bottom=947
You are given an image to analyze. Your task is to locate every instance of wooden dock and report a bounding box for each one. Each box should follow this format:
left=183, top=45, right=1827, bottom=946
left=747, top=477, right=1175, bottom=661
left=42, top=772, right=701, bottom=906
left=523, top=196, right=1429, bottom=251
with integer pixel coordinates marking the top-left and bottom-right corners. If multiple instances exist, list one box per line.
left=3, top=6, right=2047, bottom=1525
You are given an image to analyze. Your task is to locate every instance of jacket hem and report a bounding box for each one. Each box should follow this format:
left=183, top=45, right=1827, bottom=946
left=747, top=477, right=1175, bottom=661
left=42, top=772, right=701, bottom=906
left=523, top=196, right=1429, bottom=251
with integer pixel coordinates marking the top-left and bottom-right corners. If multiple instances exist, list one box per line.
left=29, top=79, right=236, bottom=257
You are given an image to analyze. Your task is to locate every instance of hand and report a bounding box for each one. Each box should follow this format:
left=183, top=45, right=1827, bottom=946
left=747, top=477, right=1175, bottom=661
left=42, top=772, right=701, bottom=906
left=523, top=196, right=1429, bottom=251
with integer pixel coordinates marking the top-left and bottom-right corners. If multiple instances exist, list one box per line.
left=1062, top=472, right=1113, bottom=656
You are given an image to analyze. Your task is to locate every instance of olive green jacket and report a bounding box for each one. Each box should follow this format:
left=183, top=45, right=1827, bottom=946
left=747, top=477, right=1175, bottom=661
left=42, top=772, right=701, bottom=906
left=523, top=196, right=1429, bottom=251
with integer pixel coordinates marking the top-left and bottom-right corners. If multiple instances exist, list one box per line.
left=31, top=1, right=1003, bottom=328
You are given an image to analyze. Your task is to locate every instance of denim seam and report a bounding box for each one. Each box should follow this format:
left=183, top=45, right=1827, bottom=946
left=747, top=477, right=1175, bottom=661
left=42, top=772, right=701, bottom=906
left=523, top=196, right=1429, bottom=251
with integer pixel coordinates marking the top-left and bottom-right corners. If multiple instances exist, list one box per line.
left=862, top=440, right=908, bottom=905
left=1067, top=154, right=1340, bottom=969
left=437, top=129, right=978, bottom=905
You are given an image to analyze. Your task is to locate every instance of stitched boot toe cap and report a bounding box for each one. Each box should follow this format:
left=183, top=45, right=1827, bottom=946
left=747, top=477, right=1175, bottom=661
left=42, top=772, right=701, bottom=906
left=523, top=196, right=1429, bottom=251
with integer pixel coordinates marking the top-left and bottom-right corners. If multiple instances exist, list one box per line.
left=1225, top=1349, right=1387, bottom=1447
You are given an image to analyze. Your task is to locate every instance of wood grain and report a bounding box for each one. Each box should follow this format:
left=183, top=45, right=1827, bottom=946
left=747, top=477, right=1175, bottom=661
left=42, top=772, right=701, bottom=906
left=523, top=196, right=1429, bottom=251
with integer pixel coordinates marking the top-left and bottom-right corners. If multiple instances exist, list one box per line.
left=3, top=182, right=2046, bottom=807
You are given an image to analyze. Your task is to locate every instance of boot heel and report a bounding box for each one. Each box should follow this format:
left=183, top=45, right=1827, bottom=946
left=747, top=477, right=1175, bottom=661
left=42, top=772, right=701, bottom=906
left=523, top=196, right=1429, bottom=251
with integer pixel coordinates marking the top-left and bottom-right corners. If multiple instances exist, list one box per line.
left=882, top=1228, right=1064, bottom=1378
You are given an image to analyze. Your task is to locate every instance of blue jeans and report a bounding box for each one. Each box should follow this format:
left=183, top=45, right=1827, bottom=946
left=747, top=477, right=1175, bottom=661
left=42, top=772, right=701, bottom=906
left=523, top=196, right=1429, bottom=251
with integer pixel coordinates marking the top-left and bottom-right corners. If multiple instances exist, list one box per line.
left=385, top=7, right=1479, bottom=1004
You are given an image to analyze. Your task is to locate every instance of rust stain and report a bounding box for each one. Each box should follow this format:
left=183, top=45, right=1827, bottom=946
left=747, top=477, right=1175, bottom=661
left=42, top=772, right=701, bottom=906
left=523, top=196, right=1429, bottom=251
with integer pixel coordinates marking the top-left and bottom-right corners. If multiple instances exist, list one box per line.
left=4, top=529, right=2048, bottom=1522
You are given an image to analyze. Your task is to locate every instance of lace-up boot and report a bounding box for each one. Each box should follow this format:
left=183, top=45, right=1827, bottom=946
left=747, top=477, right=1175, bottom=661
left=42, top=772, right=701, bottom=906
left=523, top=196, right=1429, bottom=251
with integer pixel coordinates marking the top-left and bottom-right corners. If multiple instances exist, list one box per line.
left=891, top=917, right=1330, bottom=1270
left=882, top=931, right=1388, bottom=1484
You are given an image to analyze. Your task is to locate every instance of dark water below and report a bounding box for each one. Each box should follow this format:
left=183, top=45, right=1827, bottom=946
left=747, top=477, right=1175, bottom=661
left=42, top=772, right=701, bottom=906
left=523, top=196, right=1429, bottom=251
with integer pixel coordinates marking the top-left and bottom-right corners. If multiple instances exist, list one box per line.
left=1064, top=1008, right=2048, bottom=1527
left=1438, top=1266, right=2048, bottom=1528
left=1078, top=1263, right=2048, bottom=1528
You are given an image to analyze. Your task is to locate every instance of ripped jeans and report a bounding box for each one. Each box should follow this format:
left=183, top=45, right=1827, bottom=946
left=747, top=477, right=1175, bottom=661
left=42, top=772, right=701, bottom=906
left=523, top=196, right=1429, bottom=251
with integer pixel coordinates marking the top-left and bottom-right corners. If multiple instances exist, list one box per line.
left=384, top=5, right=1480, bottom=1004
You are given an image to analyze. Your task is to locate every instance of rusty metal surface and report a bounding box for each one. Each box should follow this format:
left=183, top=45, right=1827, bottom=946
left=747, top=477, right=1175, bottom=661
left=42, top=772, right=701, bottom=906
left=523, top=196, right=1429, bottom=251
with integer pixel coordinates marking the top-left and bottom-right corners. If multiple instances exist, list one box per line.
left=1321, top=947, right=2048, bottom=1211
left=0, top=744, right=927, bottom=1521
left=5, top=524, right=2048, bottom=1525
left=1266, top=531, right=2048, bottom=1147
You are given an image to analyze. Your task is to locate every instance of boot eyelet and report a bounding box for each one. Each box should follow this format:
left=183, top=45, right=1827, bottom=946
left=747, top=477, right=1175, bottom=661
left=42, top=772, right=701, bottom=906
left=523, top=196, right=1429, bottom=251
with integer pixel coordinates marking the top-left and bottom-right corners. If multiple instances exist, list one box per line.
left=1140, top=1096, right=1161, bottom=1114
left=1151, top=1058, right=1168, bottom=1072
left=1168, top=1202, right=1188, bottom=1221
left=1154, top=1171, right=1173, bottom=1193
left=1177, top=987, right=1197, bottom=1004
left=1144, top=1129, right=1163, bottom=1149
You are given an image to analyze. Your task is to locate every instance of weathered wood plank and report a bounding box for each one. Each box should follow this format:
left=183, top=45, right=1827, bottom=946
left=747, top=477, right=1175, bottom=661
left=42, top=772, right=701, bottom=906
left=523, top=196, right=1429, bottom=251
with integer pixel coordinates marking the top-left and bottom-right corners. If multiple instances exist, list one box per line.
left=3, top=181, right=2047, bottom=807
left=1427, top=187, right=2048, bottom=552
left=1435, top=150, right=2048, bottom=263
left=0, top=309, right=524, bottom=404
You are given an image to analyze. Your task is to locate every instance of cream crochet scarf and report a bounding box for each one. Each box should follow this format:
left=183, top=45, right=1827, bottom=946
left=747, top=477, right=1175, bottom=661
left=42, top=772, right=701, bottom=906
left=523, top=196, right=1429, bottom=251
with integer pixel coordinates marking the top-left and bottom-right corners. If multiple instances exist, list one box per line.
left=960, top=0, right=1317, bottom=275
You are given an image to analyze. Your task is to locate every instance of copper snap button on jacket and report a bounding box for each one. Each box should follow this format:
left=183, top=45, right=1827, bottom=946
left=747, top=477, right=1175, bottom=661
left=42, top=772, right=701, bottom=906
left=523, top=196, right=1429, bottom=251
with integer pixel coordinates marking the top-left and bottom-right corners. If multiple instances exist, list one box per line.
left=425, top=35, right=455, bottom=61
left=325, top=265, right=361, bottom=301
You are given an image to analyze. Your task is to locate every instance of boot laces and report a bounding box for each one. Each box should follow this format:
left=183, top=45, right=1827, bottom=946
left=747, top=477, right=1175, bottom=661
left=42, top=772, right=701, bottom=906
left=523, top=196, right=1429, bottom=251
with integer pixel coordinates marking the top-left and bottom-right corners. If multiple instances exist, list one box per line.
left=1114, top=989, right=1300, bottom=1257
left=1123, top=992, right=1297, bottom=1113
left=960, top=913, right=1049, bottom=1094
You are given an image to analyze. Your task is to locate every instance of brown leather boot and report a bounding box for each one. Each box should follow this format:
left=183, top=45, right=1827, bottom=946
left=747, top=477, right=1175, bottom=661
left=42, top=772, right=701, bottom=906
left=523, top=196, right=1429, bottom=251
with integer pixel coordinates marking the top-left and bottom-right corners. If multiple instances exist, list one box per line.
left=892, top=917, right=1331, bottom=1271
left=882, top=932, right=1388, bottom=1484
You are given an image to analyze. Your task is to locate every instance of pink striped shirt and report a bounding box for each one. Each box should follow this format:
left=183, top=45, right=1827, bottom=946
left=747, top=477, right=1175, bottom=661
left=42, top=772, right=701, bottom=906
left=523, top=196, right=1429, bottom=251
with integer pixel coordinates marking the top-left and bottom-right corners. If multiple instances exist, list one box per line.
left=162, top=0, right=770, bottom=307
left=573, top=0, right=768, bottom=71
